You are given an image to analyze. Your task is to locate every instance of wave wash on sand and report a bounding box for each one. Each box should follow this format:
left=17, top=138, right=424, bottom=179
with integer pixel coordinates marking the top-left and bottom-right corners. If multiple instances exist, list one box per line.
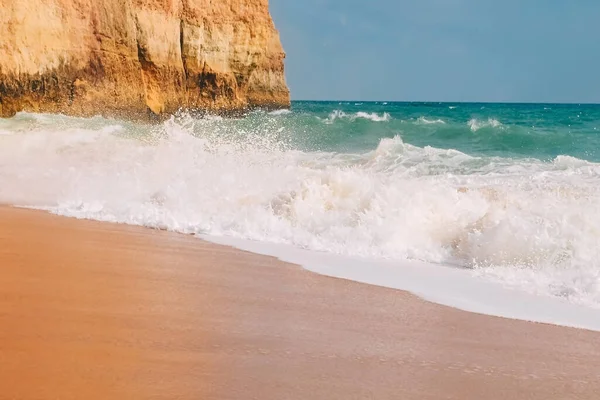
left=1, top=110, right=600, bottom=327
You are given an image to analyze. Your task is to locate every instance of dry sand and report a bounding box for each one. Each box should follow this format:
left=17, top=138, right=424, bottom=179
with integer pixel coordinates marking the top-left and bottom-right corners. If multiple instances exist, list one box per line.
left=1, top=206, right=599, bottom=399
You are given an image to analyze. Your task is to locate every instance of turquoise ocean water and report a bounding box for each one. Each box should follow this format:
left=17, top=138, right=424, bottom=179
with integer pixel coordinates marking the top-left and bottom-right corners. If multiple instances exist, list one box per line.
left=287, top=101, right=600, bottom=161
left=1, top=101, right=600, bottom=308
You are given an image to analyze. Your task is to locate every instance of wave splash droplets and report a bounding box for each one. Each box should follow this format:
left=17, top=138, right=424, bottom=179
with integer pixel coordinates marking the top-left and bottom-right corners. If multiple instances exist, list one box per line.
left=1, top=112, right=600, bottom=308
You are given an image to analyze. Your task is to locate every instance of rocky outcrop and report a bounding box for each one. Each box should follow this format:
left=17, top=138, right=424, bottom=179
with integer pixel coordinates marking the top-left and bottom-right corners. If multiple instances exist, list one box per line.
left=0, top=0, right=290, bottom=119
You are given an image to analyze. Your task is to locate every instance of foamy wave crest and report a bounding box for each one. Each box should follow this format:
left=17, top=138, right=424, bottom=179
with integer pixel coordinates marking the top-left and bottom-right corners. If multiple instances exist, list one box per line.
left=416, top=117, right=446, bottom=125
left=355, top=111, right=391, bottom=122
left=323, top=110, right=391, bottom=123
left=468, top=118, right=503, bottom=132
left=2, top=112, right=600, bottom=307
left=269, top=109, right=292, bottom=116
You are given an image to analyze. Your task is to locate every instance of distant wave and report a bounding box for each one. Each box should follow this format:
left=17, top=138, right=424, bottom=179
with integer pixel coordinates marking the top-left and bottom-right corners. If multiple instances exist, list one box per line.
left=416, top=117, right=446, bottom=125
left=468, top=118, right=503, bottom=132
left=355, top=111, right=391, bottom=122
left=269, top=109, right=292, bottom=116
left=322, top=110, right=392, bottom=123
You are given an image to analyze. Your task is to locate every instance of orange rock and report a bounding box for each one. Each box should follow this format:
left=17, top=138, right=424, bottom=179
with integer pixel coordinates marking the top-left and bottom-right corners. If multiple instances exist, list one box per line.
left=0, top=0, right=290, bottom=120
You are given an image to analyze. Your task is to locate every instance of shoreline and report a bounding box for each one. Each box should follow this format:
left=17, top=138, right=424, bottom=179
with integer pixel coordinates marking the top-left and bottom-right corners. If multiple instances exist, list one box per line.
left=2, top=206, right=600, bottom=399
left=204, top=233, right=600, bottom=332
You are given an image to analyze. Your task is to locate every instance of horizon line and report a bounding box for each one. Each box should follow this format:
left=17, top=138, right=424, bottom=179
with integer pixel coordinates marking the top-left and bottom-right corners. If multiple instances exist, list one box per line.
left=290, top=99, right=600, bottom=106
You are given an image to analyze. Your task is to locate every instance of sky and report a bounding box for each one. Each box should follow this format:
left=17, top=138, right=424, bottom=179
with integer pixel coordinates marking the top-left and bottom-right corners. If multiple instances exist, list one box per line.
left=269, top=0, right=600, bottom=103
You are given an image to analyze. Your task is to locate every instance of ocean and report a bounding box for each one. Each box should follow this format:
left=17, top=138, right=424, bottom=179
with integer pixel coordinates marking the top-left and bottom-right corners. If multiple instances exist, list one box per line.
left=1, top=101, right=600, bottom=321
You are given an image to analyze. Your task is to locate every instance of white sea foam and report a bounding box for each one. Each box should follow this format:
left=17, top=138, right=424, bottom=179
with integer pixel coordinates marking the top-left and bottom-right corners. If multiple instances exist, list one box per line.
left=416, top=117, right=446, bottom=125
left=203, top=235, right=600, bottom=331
left=323, top=110, right=391, bottom=123
left=468, top=118, right=503, bottom=132
left=1, top=112, right=600, bottom=319
left=268, top=109, right=292, bottom=116
left=355, top=111, right=391, bottom=122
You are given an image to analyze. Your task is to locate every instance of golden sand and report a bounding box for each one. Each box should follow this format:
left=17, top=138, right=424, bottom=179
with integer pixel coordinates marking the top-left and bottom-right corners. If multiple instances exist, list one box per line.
left=1, top=207, right=599, bottom=399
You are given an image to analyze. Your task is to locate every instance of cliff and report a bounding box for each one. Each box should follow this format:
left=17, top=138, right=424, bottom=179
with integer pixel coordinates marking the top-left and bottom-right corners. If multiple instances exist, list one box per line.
left=0, top=0, right=290, bottom=119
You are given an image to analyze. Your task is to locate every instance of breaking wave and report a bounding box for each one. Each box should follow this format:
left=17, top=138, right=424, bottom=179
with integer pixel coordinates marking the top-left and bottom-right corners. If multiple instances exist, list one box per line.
left=322, top=110, right=392, bottom=123
left=1, top=110, right=600, bottom=308
left=468, top=118, right=503, bottom=132
left=269, top=109, right=293, bottom=116
left=416, top=117, right=446, bottom=125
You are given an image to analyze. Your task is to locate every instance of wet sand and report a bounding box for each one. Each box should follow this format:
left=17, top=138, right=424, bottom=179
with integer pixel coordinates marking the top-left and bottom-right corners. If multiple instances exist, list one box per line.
left=1, top=206, right=599, bottom=399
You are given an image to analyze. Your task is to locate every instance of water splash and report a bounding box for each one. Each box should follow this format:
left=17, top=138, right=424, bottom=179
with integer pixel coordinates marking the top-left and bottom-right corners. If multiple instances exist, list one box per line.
left=1, top=109, right=600, bottom=308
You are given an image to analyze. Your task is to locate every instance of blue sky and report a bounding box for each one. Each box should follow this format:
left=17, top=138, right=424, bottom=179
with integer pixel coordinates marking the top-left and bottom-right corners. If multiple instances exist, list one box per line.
left=269, top=0, right=600, bottom=103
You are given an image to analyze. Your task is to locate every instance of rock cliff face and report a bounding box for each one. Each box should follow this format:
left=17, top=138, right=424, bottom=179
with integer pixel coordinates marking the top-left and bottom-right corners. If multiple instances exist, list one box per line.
left=0, top=0, right=290, bottom=119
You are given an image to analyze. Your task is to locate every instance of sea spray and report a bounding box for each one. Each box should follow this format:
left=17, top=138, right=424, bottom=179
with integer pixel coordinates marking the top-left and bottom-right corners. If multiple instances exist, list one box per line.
left=1, top=102, right=600, bottom=309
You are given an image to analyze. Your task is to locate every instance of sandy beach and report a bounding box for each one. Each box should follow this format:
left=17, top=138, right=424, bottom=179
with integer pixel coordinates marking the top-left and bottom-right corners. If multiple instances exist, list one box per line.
left=1, top=206, right=599, bottom=399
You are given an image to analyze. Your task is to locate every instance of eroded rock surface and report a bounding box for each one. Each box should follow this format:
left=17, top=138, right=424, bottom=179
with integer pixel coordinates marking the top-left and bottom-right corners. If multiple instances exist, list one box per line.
left=0, top=0, right=290, bottom=119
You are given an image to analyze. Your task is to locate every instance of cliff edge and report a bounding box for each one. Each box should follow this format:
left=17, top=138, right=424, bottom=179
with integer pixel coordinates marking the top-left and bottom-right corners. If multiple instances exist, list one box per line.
left=0, top=0, right=290, bottom=119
